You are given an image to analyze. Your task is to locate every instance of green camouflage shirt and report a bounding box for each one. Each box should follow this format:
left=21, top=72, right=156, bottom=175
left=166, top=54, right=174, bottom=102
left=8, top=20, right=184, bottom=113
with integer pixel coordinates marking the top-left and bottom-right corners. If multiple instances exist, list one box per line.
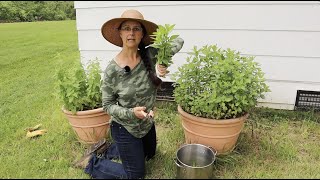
left=102, top=38, right=184, bottom=138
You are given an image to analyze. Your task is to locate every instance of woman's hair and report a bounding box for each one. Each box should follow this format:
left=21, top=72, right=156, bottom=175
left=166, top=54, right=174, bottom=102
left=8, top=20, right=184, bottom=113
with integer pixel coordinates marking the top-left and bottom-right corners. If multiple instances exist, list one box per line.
left=139, top=25, right=162, bottom=88
left=139, top=42, right=162, bottom=88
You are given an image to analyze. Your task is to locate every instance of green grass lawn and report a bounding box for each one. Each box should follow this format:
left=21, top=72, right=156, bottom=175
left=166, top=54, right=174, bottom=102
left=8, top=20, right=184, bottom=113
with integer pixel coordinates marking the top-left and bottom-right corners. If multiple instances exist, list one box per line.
left=1, top=20, right=320, bottom=179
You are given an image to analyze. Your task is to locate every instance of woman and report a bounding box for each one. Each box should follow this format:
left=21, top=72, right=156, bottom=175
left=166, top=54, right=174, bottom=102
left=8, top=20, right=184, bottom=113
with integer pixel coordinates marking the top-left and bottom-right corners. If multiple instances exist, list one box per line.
left=83, top=9, right=183, bottom=179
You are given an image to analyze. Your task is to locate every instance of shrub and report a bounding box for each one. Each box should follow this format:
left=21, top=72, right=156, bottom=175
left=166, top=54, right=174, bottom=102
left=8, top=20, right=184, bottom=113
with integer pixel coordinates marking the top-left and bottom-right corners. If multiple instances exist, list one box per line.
left=0, top=1, right=75, bottom=22
left=56, top=59, right=102, bottom=113
left=173, top=45, right=270, bottom=119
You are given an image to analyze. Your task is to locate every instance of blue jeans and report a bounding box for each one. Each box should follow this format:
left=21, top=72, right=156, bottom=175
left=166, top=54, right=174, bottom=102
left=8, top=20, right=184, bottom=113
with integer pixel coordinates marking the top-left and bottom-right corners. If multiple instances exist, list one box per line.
left=84, top=121, right=157, bottom=179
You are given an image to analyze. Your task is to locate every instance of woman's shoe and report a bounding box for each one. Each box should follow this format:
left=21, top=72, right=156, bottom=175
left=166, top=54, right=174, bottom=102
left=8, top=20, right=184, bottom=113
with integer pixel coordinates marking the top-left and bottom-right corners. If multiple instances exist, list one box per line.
left=73, top=139, right=111, bottom=169
left=96, top=141, right=112, bottom=156
left=85, top=138, right=107, bottom=156
left=73, top=155, right=91, bottom=169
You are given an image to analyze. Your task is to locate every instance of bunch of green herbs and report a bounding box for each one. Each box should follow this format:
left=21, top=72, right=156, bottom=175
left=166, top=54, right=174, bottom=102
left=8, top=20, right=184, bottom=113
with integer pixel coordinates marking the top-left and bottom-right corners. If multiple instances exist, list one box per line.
left=150, top=24, right=179, bottom=67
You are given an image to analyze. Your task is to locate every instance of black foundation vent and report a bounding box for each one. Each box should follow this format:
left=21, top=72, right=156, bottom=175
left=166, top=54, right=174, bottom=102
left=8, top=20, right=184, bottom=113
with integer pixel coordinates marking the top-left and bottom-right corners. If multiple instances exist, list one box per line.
left=156, top=81, right=175, bottom=101
left=295, top=90, right=320, bottom=111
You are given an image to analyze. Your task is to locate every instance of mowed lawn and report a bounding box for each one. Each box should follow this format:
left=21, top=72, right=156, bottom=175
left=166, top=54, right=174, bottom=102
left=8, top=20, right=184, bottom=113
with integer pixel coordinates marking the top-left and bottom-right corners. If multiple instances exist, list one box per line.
left=1, top=20, right=320, bottom=179
left=0, top=20, right=88, bottom=178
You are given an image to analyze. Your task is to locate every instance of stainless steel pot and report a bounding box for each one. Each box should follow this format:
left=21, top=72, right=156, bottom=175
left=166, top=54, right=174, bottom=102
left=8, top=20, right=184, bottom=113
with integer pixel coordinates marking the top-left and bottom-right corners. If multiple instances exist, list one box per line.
left=174, top=144, right=217, bottom=179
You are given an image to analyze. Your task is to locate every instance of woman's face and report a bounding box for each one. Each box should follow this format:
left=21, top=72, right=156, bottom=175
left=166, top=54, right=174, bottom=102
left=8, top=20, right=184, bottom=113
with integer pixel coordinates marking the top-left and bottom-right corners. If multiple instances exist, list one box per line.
left=119, top=20, right=144, bottom=48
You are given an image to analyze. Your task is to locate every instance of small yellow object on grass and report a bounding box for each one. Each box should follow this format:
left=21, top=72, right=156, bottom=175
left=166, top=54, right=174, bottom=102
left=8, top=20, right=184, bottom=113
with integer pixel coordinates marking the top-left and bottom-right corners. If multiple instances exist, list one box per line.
left=25, top=123, right=42, bottom=131
left=25, top=124, right=47, bottom=138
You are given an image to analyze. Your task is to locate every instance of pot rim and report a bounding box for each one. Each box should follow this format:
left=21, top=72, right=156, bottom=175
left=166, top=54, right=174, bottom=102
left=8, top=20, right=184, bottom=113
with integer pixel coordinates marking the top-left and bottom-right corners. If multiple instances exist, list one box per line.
left=178, top=105, right=249, bottom=124
left=62, top=106, right=105, bottom=116
left=176, top=143, right=217, bottom=169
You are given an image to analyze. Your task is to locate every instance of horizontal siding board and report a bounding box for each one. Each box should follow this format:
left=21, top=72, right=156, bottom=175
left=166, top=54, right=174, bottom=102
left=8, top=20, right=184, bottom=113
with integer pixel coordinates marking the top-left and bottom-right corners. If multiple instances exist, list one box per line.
left=79, top=50, right=320, bottom=83
left=257, top=57, right=320, bottom=84
left=257, top=102, right=294, bottom=110
left=79, top=51, right=117, bottom=71
left=259, top=80, right=320, bottom=105
left=78, top=30, right=320, bottom=57
left=75, top=4, right=320, bottom=31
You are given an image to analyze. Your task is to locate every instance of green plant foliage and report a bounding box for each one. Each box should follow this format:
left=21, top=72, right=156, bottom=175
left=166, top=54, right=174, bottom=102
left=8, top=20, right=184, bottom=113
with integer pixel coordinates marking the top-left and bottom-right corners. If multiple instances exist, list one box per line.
left=0, top=1, right=75, bottom=23
left=150, top=24, right=179, bottom=67
left=173, top=45, right=270, bottom=119
left=56, top=59, right=102, bottom=113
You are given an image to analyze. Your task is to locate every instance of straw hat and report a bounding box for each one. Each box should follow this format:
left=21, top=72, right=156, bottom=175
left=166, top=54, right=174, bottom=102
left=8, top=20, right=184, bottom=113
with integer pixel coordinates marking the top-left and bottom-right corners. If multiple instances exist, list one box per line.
left=101, top=9, right=158, bottom=47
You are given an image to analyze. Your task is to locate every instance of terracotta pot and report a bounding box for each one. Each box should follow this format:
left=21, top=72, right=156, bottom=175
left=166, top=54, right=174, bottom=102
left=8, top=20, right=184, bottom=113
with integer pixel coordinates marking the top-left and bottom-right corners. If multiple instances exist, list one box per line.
left=62, top=107, right=111, bottom=145
left=178, top=105, right=248, bottom=155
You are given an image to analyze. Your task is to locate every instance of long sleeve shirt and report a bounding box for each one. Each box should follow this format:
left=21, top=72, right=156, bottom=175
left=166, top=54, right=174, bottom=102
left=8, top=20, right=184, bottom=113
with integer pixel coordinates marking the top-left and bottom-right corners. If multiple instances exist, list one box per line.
left=101, top=37, right=184, bottom=138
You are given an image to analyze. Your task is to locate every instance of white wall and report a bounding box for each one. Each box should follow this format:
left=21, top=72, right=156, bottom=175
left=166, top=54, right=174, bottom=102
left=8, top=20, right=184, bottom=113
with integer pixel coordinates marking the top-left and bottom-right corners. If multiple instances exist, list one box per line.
left=74, top=1, right=320, bottom=110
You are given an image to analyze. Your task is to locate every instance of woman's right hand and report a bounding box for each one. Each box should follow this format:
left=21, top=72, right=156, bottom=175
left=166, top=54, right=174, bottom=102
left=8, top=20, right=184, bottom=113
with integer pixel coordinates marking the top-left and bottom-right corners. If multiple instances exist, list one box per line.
left=133, top=106, right=148, bottom=120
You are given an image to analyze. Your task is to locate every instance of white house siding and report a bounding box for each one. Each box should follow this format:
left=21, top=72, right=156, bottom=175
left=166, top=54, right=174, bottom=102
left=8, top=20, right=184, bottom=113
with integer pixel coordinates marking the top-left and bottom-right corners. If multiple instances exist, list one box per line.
left=74, top=1, right=320, bottom=110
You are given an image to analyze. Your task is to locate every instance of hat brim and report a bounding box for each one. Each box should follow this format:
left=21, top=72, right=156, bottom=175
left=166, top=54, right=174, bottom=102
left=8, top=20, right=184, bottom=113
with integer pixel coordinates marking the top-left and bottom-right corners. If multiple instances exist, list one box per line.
left=101, top=18, right=158, bottom=47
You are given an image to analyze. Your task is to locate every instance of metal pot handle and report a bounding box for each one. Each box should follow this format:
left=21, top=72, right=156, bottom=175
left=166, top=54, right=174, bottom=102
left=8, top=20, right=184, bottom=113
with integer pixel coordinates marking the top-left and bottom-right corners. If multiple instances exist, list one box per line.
left=173, top=158, right=184, bottom=168
left=208, top=146, right=217, bottom=156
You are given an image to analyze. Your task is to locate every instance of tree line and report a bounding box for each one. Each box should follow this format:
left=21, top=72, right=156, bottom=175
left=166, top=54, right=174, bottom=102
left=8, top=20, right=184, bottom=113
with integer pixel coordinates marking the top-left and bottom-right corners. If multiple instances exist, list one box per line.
left=0, top=1, right=75, bottom=23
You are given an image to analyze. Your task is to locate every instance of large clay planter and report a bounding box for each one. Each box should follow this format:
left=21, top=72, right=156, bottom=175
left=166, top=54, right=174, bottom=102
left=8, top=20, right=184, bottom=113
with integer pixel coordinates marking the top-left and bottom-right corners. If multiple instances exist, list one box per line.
left=62, top=107, right=111, bottom=145
left=178, top=105, right=248, bottom=155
